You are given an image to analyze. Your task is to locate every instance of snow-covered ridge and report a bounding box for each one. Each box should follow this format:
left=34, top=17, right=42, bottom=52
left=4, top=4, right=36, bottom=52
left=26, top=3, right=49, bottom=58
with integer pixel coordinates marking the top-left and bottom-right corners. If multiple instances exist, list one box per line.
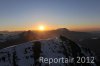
left=0, top=36, right=98, bottom=66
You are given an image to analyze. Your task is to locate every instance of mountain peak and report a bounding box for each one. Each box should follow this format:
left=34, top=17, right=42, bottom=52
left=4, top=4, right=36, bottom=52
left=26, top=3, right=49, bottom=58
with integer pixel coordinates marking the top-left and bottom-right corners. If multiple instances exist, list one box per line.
left=0, top=36, right=98, bottom=66
left=56, top=28, right=70, bottom=32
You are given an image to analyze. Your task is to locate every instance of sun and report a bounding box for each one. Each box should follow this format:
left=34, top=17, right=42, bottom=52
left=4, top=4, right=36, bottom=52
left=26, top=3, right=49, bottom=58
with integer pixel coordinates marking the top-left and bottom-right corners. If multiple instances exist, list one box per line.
left=38, top=25, right=45, bottom=31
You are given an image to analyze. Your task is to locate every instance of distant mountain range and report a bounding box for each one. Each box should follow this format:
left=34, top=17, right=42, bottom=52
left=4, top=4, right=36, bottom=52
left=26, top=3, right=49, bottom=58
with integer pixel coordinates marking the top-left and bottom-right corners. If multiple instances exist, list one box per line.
left=0, top=28, right=100, bottom=63
left=0, top=36, right=99, bottom=66
left=0, top=28, right=98, bottom=47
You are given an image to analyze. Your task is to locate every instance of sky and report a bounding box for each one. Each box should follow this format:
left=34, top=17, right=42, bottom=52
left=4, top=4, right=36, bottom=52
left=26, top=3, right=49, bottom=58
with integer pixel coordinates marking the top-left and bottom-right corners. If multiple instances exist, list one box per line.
left=0, top=0, right=100, bottom=31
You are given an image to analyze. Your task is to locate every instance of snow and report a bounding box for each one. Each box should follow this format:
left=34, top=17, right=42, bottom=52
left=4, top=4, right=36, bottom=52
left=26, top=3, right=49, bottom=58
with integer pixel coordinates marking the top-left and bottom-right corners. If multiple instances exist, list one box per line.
left=0, top=36, right=98, bottom=66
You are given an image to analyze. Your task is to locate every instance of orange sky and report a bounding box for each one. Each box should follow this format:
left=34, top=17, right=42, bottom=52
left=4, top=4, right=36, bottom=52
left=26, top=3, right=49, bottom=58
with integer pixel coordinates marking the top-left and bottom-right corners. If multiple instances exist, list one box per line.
left=0, top=24, right=99, bottom=32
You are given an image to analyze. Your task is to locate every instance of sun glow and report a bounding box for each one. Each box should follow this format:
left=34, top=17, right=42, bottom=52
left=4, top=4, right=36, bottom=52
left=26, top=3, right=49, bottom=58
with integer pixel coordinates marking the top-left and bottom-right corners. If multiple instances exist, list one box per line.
left=38, top=25, right=45, bottom=31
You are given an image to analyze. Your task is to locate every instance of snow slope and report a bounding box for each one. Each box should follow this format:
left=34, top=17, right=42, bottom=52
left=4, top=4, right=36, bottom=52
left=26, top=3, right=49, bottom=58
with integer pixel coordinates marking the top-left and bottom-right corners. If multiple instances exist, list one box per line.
left=0, top=36, right=98, bottom=66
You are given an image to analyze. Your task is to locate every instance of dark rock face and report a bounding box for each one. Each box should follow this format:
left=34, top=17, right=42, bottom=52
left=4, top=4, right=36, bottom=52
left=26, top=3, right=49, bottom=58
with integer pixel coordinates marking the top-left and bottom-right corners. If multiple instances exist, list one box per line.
left=0, top=36, right=99, bottom=66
